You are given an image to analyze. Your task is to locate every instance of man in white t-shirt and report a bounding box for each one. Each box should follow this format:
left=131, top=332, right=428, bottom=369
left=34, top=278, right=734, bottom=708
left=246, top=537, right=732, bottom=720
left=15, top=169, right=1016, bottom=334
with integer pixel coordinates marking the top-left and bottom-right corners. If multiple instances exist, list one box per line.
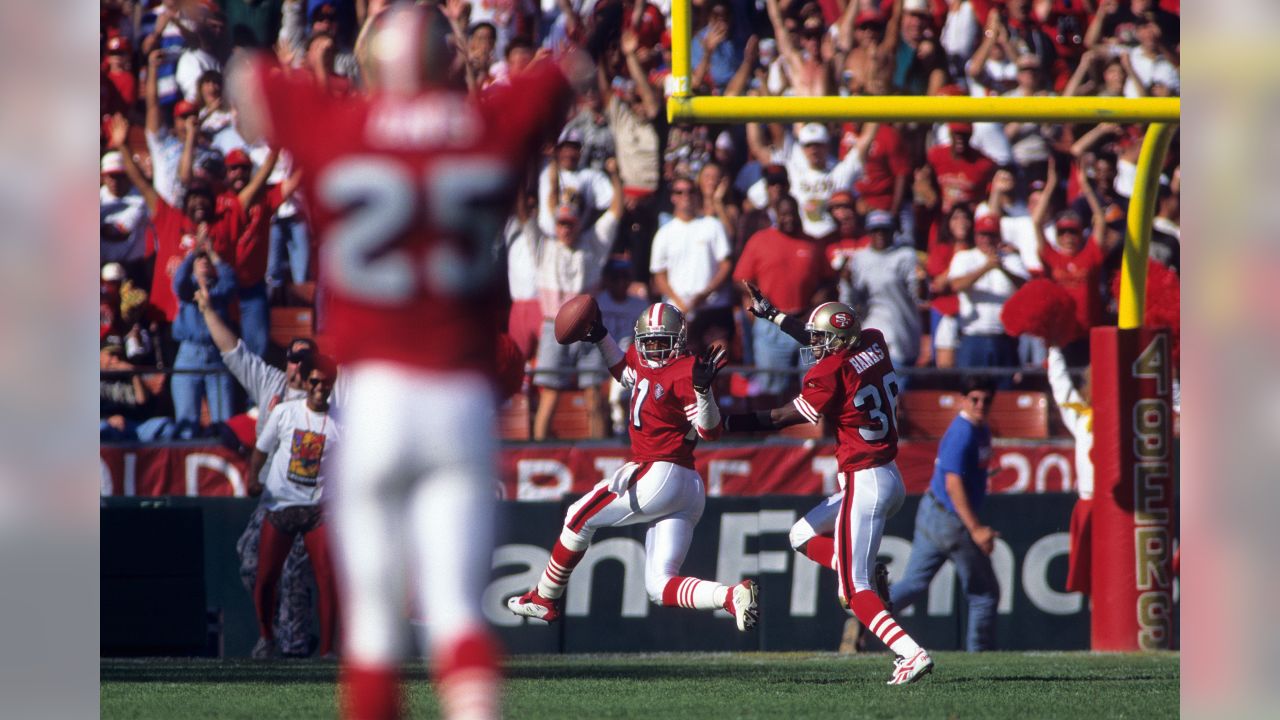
left=650, top=176, right=734, bottom=352
left=537, top=127, right=615, bottom=237
left=532, top=161, right=624, bottom=440
left=947, top=219, right=1028, bottom=373
left=746, top=122, right=869, bottom=238
left=247, top=354, right=341, bottom=660
left=100, top=151, right=149, bottom=273
left=1124, top=15, right=1179, bottom=98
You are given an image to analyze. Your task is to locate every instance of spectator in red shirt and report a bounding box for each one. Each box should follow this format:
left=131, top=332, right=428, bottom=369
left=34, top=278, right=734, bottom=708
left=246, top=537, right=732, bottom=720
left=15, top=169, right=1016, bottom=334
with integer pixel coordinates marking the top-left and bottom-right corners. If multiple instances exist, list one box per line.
left=1032, top=165, right=1113, bottom=365
left=928, top=123, right=997, bottom=213
left=107, top=114, right=245, bottom=322
left=733, top=195, right=834, bottom=395
left=223, top=147, right=291, bottom=358
left=103, top=35, right=138, bottom=107
left=847, top=122, right=912, bottom=221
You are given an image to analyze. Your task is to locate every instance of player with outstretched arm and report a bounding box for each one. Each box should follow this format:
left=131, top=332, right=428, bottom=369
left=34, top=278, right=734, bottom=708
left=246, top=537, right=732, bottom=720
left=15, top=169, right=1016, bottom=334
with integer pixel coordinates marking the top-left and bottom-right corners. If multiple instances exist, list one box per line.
left=507, top=301, right=760, bottom=631
left=720, top=282, right=934, bottom=685
left=229, top=2, right=615, bottom=717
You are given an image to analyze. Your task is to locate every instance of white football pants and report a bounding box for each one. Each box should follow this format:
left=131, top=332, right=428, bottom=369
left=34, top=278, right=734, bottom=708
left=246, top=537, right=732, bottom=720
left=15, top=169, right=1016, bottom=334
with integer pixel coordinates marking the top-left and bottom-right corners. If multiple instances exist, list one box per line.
left=328, top=362, right=498, bottom=665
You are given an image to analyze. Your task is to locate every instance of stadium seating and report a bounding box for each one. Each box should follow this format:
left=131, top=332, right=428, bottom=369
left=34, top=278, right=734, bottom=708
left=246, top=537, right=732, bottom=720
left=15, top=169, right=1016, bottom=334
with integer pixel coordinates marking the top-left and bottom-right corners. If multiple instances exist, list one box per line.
left=546, top=389, right=596, bottom=440
left=269, top=307, right=314, bottom=348
left=987, top=392, right=1051, bottom=440
left=499, top=392, right=532, bottom=441
left=898, top=390, right=963, bottom=439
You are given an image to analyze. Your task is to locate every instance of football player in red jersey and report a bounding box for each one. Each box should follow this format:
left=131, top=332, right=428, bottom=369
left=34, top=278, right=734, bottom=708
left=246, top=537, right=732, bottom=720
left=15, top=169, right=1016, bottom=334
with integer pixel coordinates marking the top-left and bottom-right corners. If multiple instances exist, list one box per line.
left=507, top=303, right=760, bottom=631
left=229, top=3, right=611, bottom=718
left=721, top=283, right=934, bottom=686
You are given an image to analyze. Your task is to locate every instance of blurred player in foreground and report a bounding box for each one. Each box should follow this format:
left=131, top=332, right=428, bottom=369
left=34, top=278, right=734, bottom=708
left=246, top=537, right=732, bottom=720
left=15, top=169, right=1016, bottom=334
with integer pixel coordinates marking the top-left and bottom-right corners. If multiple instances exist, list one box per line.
left=720, top=282, right=934, bottom=685
left=230, top=2, right=602, bottom=717
left=508, top=302, right=760, bottom=631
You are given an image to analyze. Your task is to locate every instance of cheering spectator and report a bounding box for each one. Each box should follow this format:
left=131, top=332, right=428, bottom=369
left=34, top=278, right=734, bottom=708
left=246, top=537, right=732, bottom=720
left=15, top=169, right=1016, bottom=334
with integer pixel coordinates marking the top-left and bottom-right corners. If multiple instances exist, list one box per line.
left=733, top=195, right=834, bottom=395
left=504, top=189, right=545, bottom=361
left=278, top=0, right=359, bottom=80
left=247, top=353, right=341, bottom=660
left=965, top=7, right=1019, bottom=96
left=690, top=0, right=746, bottom=91
left=1069, top=129, right=1127, bottom=229
left=696, top=162, right=741, bottom=241
left=997, top=0, right=1057, bottom=72
left=947, top=213, right=1028, bottom=371
left=846, top=121, right=912, bottom=225
left=1003, top=55, right=1057, bottom=171
left=100, top=151, right=150, bottom=281
left=926, top=202, right=976, bottom=368
left=224, top=147, right=289, bottom=358
left=562, top=82, right=615, bottom=172
left=1150, top=172, right=1180, bottom=273
left=605, top=30, right=663, bottom=197
left=764, top=0, right=832, bottom=97
left=650, top=175, right=734, bottom=352
left=108, top=114, right=245, bottom=322
left=891, top=0, right=949, bottom=96
left=747, top=121, right=874, bottom=239
left=928, top=122, right=998, bottom=214
left=100, top=341, right=173, bottom=443
left=1121, top=12, right=1180, bottom=97
left=172, top=245, right=238, bottom=437
left=102, top=35, right=138, bottom=107
left=1064, top=48, right=1132, bottom=98
left=531, top=160, right=624, bottom=441
left=738, top=163, right=792, bottom=246
left=848, top=210, right=925, bottom=368
left=538, top=127, right=615, bottom=237
left=143, top=48, right=222, bottom=207
left=834, top=5, right=895, bottom=97
left=823, top=190, right=867, bottom=305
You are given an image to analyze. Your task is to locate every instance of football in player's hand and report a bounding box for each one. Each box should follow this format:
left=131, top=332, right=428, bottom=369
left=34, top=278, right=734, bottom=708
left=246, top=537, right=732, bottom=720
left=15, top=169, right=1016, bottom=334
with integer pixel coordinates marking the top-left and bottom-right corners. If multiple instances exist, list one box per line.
left=554, top=294, right=601, bottom=345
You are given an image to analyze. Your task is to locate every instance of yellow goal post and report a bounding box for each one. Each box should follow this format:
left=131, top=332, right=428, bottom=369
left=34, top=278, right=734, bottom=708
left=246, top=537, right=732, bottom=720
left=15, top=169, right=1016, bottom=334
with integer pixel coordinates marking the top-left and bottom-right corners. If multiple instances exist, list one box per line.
left=665, top=0, right=1179, bottom=329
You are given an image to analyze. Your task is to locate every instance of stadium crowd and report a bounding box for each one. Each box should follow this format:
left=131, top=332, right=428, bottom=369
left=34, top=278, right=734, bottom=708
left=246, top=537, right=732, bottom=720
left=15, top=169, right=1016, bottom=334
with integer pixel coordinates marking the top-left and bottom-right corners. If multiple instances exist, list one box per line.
left=99, top=0, right=1180, bottom=442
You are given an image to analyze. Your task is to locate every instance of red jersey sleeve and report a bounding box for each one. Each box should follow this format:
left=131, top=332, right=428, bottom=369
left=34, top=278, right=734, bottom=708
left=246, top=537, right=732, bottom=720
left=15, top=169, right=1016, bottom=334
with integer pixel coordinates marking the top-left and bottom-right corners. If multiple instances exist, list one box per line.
left=242, top=58, right=330, bottom=162
left=478, top=63, right=573, bottom=155
left=794, top=360, right=840, bottom=425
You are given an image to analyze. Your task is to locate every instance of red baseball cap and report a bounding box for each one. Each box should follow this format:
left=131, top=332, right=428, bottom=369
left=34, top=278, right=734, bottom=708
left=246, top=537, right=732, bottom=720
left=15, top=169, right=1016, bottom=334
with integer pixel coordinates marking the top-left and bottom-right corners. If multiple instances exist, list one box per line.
left=975, top=215, right=1001, bottom=235
left=106, top=36, right=131, bottom=54
left=948, top=122, right=974, bottom=135
left=225, top=148, right=252, bottom=168
left=173, top=100, right=198, bottom=120
left=829, top=191, right=855, bottom=207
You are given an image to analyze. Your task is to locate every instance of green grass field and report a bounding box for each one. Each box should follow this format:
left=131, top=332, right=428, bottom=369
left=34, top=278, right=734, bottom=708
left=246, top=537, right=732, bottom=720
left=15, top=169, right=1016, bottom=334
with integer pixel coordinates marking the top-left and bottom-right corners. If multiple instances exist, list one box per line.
left=102, top=651, right=1178, bottom=719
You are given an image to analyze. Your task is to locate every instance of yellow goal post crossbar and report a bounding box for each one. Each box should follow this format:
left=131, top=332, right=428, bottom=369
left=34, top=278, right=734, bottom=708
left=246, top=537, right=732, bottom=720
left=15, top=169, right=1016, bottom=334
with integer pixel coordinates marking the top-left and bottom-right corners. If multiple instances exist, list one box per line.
left=665, top=0, right=1179, bottom=328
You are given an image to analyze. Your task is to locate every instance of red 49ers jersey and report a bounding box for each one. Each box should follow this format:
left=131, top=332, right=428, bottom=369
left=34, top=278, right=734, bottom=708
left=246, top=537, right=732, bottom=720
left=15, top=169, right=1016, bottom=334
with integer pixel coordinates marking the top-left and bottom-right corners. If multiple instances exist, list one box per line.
left=244, top=60, right=572, bottom=373
left=792, top=328, right=901, bottom=472
left=621, top=345, right=702, bottom=469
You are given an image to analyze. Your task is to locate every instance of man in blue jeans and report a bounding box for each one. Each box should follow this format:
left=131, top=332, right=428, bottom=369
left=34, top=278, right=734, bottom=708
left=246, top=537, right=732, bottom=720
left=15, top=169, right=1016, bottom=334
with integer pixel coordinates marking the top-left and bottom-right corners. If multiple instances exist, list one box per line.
left=172, top=245, right=237, bottom=438
left=889, top=375, right=1000, bottom=651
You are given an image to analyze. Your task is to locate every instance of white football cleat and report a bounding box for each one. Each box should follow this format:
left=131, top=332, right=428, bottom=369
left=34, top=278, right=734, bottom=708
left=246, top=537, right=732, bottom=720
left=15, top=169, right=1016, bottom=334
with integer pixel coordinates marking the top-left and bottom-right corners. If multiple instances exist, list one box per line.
left=887, top=648, right=934, bottom=685
left=507, top=589, right=562, bottom=623
left=725, top=579, right=759, bottom=631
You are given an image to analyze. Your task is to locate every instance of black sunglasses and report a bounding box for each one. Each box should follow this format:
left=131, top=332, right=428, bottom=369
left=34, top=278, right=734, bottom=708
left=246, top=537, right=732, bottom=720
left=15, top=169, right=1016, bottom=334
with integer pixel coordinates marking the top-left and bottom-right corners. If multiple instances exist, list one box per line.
left=967, top=394, right=992, bottom=405
left=308, top=376, right=332, bottom=387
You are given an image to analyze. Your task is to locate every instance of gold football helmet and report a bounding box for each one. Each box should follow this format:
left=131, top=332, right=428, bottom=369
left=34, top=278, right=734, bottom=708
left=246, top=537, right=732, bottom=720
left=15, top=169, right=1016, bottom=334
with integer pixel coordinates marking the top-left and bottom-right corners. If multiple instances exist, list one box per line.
left=634, top=303, right=687, bottom=368
left=802, top=302, right=861, bottom=362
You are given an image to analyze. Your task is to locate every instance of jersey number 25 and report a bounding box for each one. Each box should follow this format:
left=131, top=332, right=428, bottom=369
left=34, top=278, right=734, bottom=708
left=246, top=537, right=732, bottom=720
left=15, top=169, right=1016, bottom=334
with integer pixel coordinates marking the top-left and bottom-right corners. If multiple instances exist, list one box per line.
left=318, top=156, right=510, bottom=303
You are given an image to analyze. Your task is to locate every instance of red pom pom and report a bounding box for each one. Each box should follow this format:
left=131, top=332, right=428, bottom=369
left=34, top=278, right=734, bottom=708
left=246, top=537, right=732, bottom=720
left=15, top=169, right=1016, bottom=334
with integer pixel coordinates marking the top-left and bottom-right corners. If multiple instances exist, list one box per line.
left=1000, top=278, right=1088, bottom=347
left=1111, top=259, right=1180, bottom=366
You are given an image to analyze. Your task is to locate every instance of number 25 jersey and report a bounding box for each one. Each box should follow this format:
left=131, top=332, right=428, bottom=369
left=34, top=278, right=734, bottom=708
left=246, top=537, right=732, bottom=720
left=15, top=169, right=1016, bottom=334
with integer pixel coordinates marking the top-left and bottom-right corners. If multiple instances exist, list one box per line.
left=792, top=328, right=902, bottom=472
left=241, top=60, right=573, bottom=373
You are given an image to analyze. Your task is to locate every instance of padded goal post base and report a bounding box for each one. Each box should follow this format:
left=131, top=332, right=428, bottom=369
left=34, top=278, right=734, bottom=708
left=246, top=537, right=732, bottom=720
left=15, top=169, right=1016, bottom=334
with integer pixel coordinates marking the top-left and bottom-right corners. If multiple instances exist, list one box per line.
left=1088, top=327, right=1175, bottom=651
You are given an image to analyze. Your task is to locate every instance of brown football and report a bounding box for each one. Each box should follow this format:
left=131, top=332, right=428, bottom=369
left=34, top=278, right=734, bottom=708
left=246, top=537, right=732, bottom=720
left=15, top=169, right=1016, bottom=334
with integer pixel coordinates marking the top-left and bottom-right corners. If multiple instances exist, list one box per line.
left=554, top=294, right=601, bottom=345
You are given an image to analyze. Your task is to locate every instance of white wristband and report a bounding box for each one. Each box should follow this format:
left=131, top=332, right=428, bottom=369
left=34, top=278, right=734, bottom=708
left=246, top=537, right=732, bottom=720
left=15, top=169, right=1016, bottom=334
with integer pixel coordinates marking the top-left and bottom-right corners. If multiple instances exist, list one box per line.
left=772, top=312, right=789, bottom=327
left=596, top=334, right=625, bottom=368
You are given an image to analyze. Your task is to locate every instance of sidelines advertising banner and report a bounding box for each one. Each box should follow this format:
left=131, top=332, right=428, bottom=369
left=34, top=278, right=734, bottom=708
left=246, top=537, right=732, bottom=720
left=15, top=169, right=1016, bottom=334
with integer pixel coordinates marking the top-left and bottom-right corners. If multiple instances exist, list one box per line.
left=100, top=440, right=1076, bottom=499
left=476, top=494, right=1088, bottom=653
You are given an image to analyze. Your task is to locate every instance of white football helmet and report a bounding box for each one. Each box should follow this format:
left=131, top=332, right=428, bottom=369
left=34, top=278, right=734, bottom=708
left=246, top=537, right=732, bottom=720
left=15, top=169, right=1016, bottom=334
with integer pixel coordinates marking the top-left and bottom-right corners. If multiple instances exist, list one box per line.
left=801, top=302, right=862, bottom=363
left=634, top=303, right=687, bottom=368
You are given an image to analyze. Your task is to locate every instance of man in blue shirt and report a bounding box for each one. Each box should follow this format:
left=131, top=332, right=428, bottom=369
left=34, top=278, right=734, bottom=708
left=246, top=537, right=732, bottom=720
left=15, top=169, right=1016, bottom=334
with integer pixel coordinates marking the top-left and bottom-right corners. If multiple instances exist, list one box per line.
left=889, top=376, right=1000, bottom=651
left=172, top=244, right=237, bottom=437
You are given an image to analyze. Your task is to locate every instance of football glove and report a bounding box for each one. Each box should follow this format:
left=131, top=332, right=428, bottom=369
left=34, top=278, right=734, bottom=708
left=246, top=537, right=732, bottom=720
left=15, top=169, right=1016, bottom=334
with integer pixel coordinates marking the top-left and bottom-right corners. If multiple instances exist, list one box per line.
left=744, top=281, right=780, bottom=322
left=691, top=343, right=728, bottom=394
